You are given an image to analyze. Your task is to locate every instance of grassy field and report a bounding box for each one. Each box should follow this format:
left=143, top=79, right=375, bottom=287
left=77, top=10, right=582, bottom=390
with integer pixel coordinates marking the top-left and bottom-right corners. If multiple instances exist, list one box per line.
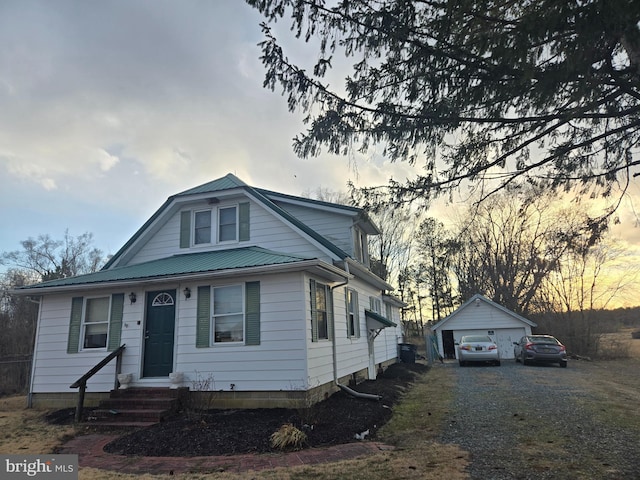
left=2, top=331, right=639, bottom=480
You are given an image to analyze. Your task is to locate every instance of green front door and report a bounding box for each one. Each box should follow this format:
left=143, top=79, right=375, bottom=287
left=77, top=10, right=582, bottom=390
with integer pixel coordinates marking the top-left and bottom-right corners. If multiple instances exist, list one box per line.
left=143, top=290, right=176, bottom=377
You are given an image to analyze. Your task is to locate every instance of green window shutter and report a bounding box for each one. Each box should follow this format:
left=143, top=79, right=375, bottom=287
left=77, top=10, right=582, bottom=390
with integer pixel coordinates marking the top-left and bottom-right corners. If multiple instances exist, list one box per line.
left=107, top=293, right=124, bottom=351
left=344, top=288, right=350, bottom=337
left=180, top=211, right=191, bottom=248
left=245, top=281, right=260, bottom=345
left=67, top=297, right=84, bottom=354
left=196, top=286, right=211, bottom=348
left=310, top=279, right=318, bottom=342
left=354, top=292, right=360, bottom=338
left=239, top=202, right=250, bottom=241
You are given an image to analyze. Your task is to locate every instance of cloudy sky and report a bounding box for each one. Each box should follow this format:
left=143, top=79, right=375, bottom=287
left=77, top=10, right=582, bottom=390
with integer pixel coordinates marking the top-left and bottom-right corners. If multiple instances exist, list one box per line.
left=0, top=1, right=418, bottom=257
left=2, top=1, right=640, bottom=305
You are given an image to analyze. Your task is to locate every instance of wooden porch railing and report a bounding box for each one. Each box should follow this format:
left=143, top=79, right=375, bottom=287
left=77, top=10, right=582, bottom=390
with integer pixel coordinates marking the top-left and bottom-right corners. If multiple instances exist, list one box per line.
left=69, top=344, right=126, bottom=422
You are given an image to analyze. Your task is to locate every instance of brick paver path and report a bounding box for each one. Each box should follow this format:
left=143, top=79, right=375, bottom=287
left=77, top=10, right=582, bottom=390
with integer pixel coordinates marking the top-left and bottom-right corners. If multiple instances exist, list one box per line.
left=59, top=434, right=394, bottom=475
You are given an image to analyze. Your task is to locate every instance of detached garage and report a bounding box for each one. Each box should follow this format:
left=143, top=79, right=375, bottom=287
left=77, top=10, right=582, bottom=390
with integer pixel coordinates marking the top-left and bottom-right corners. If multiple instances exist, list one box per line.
left=432, top=294, right=537, bottom=360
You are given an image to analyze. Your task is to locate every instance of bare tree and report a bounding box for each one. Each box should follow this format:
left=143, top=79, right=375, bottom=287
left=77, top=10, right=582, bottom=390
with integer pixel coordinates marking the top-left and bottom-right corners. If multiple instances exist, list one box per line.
left=1, top=230, right=105, bottom=281
left=416, top=218, right=455, bottom=322
left=368, top=205, right=420, bottom=286
left=534, top=235, right=636, bottom=357
left=448, top=188, right=604, bottom=315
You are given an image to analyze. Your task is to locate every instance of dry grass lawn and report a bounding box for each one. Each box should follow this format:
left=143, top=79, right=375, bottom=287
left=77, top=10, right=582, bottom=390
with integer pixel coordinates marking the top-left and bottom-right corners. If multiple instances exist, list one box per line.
left=0, top=366, right=468, bottom=480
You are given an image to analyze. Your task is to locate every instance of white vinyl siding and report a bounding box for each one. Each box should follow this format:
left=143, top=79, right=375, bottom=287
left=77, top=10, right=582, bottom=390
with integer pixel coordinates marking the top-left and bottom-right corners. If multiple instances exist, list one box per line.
left=31, top=274, right=402, bottom=396
left=32, top=293, right=140, bottom=394
left=271, top=201, right=354, bottom=255
left=175, top=272, right=308, bottom=390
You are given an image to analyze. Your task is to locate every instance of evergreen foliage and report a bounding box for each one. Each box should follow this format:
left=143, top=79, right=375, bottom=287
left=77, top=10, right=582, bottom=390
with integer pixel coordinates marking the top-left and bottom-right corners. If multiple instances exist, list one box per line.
left=248, top=0, right=640, bottom=207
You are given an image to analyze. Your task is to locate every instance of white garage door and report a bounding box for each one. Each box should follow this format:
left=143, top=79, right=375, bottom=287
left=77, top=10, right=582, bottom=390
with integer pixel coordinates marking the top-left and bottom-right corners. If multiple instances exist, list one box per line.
left=453, top=328, right=526, bottom=360
left=494, top=328, right=526, bottom=359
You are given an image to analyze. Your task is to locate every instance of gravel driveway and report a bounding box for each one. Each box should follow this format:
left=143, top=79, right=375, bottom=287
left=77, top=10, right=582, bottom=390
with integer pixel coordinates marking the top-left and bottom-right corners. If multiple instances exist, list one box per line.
left=439, top=360, right=640, bottom=479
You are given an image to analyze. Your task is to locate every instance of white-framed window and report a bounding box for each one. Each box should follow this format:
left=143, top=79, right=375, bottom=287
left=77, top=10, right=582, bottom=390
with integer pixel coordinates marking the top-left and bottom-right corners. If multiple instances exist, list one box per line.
left=193, top=206, right=239, bottom=245
left=194, top=210, right=212, bottom=244
left=311, top=280, right=330, bottom=341
left=82, top=296, right=110, bottom=349
left=346, top=288, right=360, bottom=338
left=385, top=302, right=393, bottom=322
left=352, top=226, right=370, bottom=266
left=213, top=284, right=244, bottom=343
left=370, top=296, right=381, bottom=314
left=218, top=206, right=238, bottom=242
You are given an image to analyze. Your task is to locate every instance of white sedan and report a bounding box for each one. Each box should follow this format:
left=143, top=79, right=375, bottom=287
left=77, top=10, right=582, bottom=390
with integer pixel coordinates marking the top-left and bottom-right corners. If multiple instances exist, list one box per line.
left=456, top=335, right=501, bottom=366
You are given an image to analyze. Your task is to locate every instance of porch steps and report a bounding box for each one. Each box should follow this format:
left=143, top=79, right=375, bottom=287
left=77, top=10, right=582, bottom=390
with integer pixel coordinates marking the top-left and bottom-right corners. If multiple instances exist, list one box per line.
left=86, top=387, right=188, bottom=427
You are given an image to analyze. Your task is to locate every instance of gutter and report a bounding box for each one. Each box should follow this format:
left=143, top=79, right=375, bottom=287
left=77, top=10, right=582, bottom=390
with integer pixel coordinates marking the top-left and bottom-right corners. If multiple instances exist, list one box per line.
left=11, top=260, right=351, bottom=296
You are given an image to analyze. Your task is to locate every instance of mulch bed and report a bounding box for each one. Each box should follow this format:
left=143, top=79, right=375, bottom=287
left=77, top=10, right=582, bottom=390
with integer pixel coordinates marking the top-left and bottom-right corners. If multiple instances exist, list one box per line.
left=52, top=362, right=427, bottom=457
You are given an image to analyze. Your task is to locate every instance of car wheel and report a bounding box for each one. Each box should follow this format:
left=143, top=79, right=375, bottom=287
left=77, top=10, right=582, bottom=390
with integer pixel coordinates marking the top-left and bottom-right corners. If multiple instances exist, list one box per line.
left=515, top=354, right=520, bottom=363
left=495, top=360, right=501, bottom=366
left=522, top=353, right=528, bottom=366
left=560, top=360, right=567, bottom=368
left=459, top=360, right=465, bottom=367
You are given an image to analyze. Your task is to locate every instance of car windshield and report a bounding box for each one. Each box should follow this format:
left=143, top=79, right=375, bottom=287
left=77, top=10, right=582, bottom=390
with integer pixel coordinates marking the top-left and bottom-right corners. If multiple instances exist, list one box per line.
left=462, top=336, right=492, bottom=343
left=530, top=336, right=559, bottom=345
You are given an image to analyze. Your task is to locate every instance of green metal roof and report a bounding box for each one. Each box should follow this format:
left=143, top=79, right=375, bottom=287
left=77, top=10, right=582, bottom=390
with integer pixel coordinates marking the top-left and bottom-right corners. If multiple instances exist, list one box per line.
left=176, top=174, right=247, bottom=196
left=19, top=247, right=312, bottom=290
left=364, top=309, right=397, bottom=328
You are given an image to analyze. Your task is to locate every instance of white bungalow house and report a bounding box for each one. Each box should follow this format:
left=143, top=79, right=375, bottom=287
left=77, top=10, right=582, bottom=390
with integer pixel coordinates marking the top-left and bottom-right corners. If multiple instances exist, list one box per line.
left=18, top=174, right=405, bottom=409
left=431, top=294, right=537, bottom=360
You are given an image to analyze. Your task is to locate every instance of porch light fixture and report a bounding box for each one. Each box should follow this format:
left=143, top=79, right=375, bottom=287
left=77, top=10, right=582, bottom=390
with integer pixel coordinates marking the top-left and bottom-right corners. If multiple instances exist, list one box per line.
left=183, top=287, right=191, bottom=300
left=129, top=292, right=137, bottom=304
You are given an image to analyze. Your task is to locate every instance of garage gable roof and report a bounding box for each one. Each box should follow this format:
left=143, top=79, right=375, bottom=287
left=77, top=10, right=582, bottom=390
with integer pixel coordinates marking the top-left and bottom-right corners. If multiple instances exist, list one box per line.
left=431, top=294, right=537, bottom=331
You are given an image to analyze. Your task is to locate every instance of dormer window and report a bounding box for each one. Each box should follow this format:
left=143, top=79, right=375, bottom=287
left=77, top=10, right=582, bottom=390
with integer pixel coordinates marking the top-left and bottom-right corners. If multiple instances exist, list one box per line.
left=188, top=206, right=240, bottom=246
left=353, top=226, right=369, bottom=266
left=180, top=202, right=250, bottom=249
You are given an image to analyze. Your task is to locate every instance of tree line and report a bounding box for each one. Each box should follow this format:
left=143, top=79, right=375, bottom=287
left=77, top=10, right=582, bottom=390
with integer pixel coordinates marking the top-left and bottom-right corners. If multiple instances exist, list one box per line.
left=363, top=185, right=636, bottom=358
left=0, top=232, right=107, bottom=394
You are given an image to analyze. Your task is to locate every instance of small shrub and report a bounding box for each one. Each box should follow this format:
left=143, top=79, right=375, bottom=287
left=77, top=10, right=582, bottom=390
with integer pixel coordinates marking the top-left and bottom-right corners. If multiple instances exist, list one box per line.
left=270, top=423, right=307, bottom=451
left=185, top=371, right=218, bottom=417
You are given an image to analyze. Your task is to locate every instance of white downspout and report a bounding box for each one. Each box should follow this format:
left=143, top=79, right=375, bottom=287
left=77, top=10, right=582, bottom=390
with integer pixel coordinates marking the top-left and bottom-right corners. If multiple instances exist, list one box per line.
left=331, top=262, right=381, bottom=401
left=330, top=279, right=348, bottom=384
